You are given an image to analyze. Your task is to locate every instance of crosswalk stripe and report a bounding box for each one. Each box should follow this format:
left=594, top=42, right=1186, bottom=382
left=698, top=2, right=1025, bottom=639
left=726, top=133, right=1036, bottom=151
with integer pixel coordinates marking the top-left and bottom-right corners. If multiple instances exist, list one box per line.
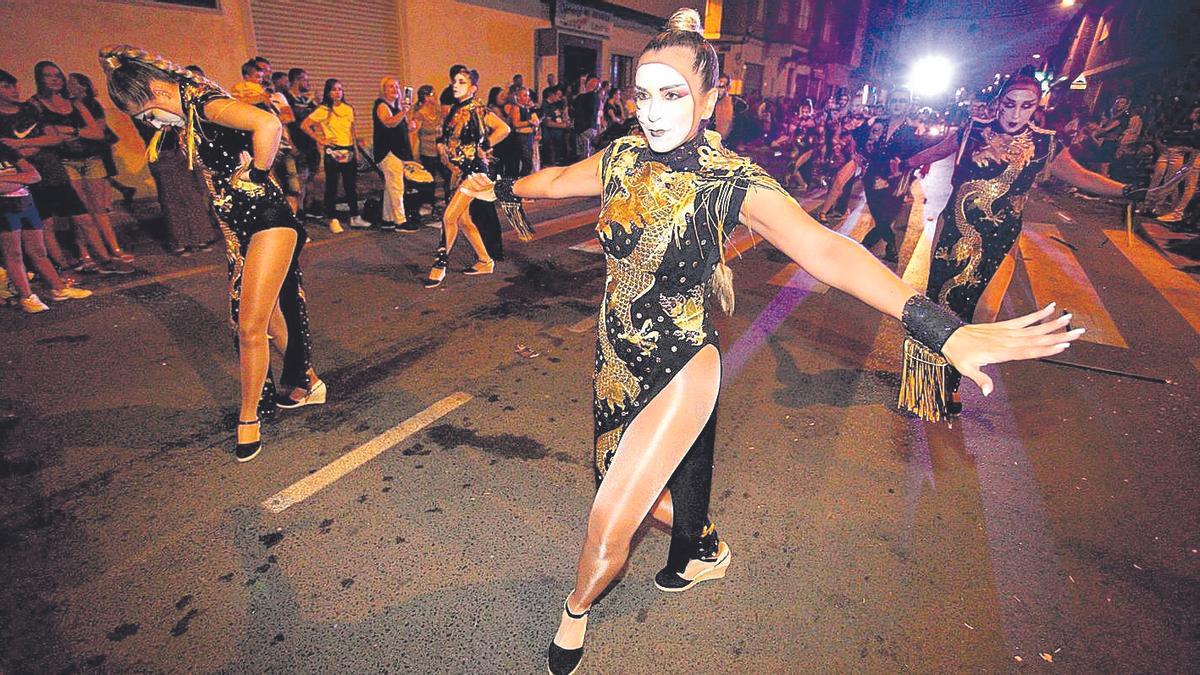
left=1019, top=223, right=1128, bottom=348
left=1105, top=230, right=1200, bottom=335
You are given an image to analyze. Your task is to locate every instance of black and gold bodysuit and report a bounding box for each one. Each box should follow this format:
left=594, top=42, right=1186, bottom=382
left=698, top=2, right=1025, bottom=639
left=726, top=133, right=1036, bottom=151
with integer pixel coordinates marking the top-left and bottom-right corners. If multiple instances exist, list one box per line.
left=440, top=96, right=503, bottom=259
left=926, top=120, right=1055, bottom=322
left=593, top=130, right=786, bottom=569
left=178, top=84, right=312, bottom=408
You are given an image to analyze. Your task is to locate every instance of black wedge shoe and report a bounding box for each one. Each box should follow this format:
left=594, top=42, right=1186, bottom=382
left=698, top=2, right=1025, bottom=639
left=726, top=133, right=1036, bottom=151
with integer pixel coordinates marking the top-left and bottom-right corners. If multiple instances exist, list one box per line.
left=655, top=526, right=732, bottom=592
left=547, top=598, right=589, bottom=675
left=234, top=418, right=262, bottom=463
left=423, top=248, right=449, bottom=288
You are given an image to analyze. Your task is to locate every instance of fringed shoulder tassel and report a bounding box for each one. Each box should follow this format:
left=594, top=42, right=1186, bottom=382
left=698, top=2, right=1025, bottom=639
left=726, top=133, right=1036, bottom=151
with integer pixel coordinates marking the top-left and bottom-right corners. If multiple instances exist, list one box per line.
left=711, top=261, right=735, bottom=315
left=898, top=337, right=953, bottom=422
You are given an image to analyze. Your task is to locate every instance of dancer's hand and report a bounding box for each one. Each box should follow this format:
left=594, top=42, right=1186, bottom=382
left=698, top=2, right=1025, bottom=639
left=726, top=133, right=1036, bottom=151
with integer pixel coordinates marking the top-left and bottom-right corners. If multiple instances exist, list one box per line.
left=941, top=303, right=1083, bottom=396
left=460, top=172, right=496, bottom=201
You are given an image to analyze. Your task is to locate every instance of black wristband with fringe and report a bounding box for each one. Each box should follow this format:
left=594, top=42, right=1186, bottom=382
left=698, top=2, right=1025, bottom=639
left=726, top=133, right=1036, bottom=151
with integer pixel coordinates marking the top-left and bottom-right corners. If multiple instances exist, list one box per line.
left=898, top=295, right=965, bottom=422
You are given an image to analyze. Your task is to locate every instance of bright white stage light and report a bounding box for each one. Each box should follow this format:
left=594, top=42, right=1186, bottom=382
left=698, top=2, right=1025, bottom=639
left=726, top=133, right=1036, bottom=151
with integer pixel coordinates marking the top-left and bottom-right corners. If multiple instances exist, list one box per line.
left=907, top=56, right=954, bottom=98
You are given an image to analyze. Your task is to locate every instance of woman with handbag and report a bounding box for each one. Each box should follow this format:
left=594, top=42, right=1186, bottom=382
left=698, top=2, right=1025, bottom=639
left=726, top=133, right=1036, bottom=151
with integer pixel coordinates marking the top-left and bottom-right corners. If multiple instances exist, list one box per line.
left=301, top=78, right=367, bottom=232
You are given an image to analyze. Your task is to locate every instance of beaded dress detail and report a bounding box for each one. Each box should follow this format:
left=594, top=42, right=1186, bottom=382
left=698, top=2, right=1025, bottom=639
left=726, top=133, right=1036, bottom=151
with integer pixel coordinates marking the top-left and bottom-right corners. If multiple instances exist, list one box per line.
left=180, top=84, right=313, bottom=401
left=592, top=130, right=787, bottom=479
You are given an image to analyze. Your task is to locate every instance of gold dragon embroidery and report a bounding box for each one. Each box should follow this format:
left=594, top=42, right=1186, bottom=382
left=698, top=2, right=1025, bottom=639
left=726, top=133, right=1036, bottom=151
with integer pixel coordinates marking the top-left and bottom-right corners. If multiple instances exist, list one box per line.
left=935, top=127, right=1035, bottom=305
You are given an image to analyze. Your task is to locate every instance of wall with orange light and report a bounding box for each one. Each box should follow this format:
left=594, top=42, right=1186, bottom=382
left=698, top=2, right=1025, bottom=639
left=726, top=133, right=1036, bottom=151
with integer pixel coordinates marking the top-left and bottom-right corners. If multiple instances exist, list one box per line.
left=0, top=0, right=257, bottom=195
left=395, top=0, right=548, bottom=96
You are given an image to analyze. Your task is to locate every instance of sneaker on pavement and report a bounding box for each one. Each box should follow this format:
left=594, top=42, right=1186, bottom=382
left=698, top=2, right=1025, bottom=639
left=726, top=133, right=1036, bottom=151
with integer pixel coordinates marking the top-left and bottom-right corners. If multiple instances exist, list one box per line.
left=113, top=251, right=135, bottom=263
left=20, top=294, right=50, bottom=313
left=329, top=218, right=344, bottom=233
left=398, top=221, right=421, bottom=233
left=98, top=260, right=135, bottom=275
left=379, top=221, right=397, bottom=231
left=1158, top=211, right=1184, bottom=223
left=349, top=216, right=371, bottom=229
left=50, top=287, right=93, bottom=301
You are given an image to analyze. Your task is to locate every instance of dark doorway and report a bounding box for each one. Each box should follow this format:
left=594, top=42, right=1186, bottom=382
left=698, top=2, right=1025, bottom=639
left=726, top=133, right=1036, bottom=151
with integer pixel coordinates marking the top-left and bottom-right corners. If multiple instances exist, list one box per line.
left=561, top=45, right=598, bottom=89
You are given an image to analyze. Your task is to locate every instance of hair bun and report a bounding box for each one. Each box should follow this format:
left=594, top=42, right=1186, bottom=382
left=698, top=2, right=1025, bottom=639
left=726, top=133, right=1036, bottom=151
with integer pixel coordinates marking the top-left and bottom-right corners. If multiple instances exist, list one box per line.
left=666, top=7, right=703, bottom=35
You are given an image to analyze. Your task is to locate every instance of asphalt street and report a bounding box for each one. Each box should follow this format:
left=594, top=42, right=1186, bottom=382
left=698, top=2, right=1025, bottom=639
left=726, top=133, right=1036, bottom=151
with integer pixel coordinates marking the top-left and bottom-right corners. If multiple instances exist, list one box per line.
left=1, top=155, right=1197, bottom=673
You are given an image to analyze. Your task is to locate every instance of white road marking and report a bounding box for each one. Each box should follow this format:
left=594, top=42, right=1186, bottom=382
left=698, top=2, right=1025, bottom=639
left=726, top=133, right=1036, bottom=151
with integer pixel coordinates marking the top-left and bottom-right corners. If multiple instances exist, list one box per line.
left=262, top=392, right=473, bottom=513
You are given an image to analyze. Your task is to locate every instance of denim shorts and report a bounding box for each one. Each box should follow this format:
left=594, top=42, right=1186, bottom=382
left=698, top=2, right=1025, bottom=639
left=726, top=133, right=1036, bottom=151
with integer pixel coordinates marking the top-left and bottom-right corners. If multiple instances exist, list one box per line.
left=0, top=194, right=45, bottom=232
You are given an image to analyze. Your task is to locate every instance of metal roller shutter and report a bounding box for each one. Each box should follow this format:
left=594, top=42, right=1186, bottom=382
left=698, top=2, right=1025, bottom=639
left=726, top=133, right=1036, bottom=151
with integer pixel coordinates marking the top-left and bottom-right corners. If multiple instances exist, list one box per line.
left=249, top=0, right=401, bottom=117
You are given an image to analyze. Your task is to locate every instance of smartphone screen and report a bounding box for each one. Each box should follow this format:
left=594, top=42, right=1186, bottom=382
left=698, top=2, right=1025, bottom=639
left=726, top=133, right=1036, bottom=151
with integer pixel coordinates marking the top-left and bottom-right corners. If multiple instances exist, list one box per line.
left=403, top=86, right=414, bottom=103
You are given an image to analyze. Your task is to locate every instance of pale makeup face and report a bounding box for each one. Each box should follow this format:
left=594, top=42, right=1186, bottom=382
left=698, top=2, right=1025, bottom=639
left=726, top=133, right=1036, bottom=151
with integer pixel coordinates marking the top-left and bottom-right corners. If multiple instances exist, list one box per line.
left=634, top=62, right=696, bottom=153
left=997, top=89, right=1038, bottom=133
left=452, top=73, right=475, bottom=101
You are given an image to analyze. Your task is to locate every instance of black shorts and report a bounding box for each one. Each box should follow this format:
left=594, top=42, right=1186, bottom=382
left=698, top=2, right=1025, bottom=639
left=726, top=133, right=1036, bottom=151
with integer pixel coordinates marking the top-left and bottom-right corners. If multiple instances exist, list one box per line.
left=31, top=182, right=86, bottom=220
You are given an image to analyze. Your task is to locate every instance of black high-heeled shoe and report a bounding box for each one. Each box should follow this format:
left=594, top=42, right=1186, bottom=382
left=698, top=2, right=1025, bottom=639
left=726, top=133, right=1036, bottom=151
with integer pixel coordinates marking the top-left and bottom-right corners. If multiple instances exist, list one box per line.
left=423, top=248, right=449, bottom=288
left=547, top=597, right=589, bottom=675
left=234, top=418, right=262, bottom=463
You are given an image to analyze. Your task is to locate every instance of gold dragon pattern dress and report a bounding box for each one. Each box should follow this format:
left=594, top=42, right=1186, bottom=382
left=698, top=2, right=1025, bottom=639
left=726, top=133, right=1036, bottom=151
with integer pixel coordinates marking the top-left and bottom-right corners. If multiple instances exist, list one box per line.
left=592, top=130, right=787, bottom=479
left=173, top=84, right=313, bottom=413
left=926, top=120, right=1055, bottom=322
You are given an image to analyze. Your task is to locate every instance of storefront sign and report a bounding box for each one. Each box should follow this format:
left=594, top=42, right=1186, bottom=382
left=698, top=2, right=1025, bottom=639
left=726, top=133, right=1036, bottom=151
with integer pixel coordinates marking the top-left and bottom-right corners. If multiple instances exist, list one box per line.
left=557, top=1, right=612, bottom=38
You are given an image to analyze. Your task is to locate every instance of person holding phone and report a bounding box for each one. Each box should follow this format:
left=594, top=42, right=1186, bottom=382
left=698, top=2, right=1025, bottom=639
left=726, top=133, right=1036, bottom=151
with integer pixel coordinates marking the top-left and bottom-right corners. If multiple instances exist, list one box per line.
left=373, top=77, right=415, bottom=231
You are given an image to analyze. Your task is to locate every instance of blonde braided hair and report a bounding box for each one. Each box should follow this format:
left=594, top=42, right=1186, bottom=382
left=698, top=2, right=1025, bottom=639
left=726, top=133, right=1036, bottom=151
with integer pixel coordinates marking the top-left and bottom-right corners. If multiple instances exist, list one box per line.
left=98, top=45, right=228, bottom=104
left=98, top=45, right=231, bottom=168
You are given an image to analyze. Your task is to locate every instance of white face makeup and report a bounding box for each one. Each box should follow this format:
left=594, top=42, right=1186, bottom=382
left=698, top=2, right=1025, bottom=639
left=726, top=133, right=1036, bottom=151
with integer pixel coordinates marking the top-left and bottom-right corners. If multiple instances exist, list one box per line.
left=452, top=73, right=474, bottom=101
left=634, top=62, right=696, bottom=153
left=997, top=89, right=1038, bottom=133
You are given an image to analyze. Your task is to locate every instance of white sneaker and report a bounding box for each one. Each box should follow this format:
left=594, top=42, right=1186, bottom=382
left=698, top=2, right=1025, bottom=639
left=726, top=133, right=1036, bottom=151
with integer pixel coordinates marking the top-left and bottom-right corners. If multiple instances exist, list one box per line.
left=50, top=287, right=93, bottom=301
left=349, top=216, right=371, bottom=229
left=20, top=294, right=50, bottom=313
left=329, top=218, right=344, bottom=233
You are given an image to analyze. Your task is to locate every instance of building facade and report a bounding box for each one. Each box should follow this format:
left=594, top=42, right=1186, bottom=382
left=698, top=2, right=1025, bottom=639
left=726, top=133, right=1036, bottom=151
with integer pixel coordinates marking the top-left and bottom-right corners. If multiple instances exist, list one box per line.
left=0, top=0, right=701, bottom=196
left=1050, top=0, right=1200, bottom=113
left=703, top=0, right=883, bottom=103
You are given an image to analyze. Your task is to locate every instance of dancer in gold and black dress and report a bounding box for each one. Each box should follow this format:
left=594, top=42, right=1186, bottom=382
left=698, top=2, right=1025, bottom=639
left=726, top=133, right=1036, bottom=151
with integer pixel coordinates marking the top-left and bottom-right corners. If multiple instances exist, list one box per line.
left=100, top=46, right=325, bottom=462
left=465, top=11, right=1084, bottom=674
left=899, top=75, right=1177, bottom=417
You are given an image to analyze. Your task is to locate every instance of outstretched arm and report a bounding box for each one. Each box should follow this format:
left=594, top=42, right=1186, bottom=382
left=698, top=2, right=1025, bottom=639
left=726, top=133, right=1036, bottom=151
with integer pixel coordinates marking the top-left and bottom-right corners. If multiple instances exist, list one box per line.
left=1049, top=147, right=1125, bottom=197
left=461, top=149, right=604, bottom=200
left=742, top=187, right=1080, bottom=394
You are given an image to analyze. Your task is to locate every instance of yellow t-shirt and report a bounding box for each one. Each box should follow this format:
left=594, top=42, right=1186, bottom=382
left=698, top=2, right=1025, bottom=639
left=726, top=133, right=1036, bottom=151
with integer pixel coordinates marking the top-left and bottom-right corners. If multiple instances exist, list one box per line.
left=307, top=102, right=355, bottom=146
left=231, top=80, right=269, bottom=106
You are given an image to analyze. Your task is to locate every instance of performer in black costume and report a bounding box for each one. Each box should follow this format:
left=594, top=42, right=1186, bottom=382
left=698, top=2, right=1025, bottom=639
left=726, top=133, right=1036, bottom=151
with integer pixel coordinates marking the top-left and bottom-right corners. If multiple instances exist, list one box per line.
left=424, top=67, right=509, bottom=288
left=897, top=74, right=1178, bottom=418
left=100, top=46, right=325, bottom=462
left=855, top=89, right=928, bottom=262
left=463, top=11, right=1083, bottom=674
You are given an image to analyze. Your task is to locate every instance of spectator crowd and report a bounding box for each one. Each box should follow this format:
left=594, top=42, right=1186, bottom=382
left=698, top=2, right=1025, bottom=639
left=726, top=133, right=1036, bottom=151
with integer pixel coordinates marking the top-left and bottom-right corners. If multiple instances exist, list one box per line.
left=3, top=51, right=1197, bottom=315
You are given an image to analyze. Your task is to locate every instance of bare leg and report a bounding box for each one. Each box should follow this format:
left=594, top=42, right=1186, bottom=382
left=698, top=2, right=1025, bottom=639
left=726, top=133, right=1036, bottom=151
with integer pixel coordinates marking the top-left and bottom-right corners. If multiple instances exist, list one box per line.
left=72, top=213, right=113, bottom=263
left=268, top=301, right=288, bottom=356
left=21, top=229, right=65, bottom=292
left=78, top=178, right=125, bottom=257
left=39, top=219, right=70, bottom=268
left=556, top=346, right=721, bottom=648
left=236, top=228, right=298, bottom=442
left=0, top=231, right=31, bottom=298
left=455, top=205, right=493, bottom=266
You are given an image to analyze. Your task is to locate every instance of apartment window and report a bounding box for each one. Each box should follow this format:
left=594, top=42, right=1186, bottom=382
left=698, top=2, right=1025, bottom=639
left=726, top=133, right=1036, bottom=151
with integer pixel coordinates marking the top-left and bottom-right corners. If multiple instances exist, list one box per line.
left=611, top=54, right=634, bottom=90
left=795, top=0, right=812, bottom=31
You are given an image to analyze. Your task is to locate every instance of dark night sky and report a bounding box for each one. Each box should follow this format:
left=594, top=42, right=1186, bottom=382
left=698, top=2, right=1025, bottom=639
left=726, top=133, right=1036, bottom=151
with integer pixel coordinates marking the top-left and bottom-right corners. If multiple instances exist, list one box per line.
left=893, top=0, right=1082, bottom=92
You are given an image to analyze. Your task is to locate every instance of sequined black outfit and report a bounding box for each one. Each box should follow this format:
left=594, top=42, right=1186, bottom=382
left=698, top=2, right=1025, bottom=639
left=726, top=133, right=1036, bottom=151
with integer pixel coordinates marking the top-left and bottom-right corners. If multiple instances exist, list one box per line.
left=926, top=120, right=1055, bottom=322
left=181, top=84, right=313, bottom=404
left=593, top=130, right=787, bottom=569
left=441, top=97, right=503, bottom=259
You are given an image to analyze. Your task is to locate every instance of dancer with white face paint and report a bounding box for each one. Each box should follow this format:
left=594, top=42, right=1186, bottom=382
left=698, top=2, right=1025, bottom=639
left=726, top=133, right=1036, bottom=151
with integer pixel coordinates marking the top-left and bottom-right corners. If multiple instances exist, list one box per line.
left=464, top=11, right=1083, bottom=673
left=898, top=74, right=1180, bottom=417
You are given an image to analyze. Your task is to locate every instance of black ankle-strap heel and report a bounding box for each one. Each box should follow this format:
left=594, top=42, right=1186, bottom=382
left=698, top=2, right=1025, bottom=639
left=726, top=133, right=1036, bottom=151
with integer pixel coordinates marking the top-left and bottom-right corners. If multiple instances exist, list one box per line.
left=547, top=596, right=590, bottom=675
left=423, top=248, right=449, bottom=288
left=234, top=418, right=262, bottom=463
